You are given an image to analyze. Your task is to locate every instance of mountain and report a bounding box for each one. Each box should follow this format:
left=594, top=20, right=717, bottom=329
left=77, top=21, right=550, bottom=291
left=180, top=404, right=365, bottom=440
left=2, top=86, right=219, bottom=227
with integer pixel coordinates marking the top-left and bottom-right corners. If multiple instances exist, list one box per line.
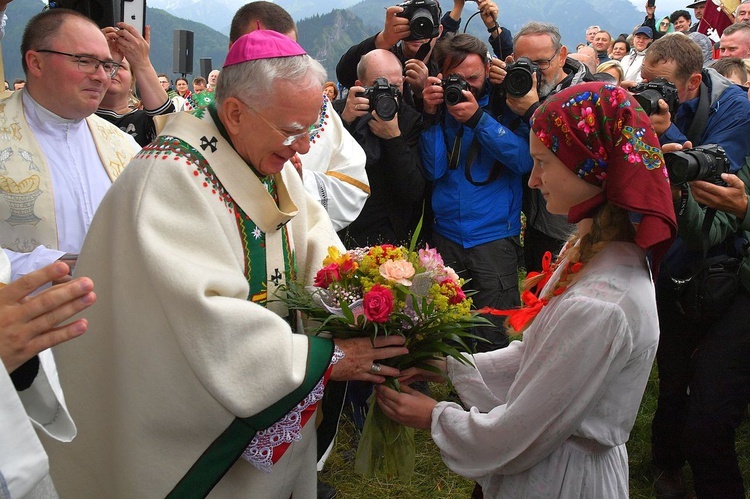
left=0, top=3, right=229, bottom=83
left=0, top=0, right=650, bottom=87
left=147, top=0, right=362, bottom=33
left=147, top=0, right=690, bottom=37
left=340, top=0, right=646, bottom=48
left=148, top=0, right=649, bottom=47
left=297, top=9, right=371, bottom=78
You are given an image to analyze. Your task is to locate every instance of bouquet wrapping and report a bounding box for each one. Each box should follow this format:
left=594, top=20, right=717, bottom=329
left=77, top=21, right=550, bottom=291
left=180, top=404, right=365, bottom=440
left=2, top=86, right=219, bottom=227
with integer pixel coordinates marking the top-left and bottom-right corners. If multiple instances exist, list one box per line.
left=280, top=234, right=487, bottom=480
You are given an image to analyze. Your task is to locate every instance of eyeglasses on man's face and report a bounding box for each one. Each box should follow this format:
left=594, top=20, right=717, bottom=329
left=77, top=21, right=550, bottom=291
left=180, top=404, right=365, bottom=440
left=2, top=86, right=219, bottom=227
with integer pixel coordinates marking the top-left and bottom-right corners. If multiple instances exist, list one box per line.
left=246, top=105, right=322, bottom=147
left=36, top=49, right=120, bottom=78
left=531, top=48, right=561, bottom=71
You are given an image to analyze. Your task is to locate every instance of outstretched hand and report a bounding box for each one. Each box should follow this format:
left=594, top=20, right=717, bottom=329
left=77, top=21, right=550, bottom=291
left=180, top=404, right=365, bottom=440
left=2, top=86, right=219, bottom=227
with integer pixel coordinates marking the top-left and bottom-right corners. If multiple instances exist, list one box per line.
left=0, top=262, right=95, bottom=373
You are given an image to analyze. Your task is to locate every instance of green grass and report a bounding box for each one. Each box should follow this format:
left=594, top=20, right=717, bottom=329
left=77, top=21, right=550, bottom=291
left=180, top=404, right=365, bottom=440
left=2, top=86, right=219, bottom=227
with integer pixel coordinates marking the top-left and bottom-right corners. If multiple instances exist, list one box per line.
left=320, top=383, right=475, bottom=498
left=320, top=368, right=750, bottom=498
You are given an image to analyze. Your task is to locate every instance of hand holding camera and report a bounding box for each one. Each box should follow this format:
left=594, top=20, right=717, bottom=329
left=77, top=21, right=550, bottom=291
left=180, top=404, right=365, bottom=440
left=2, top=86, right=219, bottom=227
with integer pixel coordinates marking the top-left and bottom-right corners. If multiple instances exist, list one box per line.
left=488, top=57, right=507, bottom=86
left=664, top=142, right=748, bottom=219
left=629, top=78, right=680, bottom=135
left=422, top=75, right=445, bottom=115
left=342, top=85, right=372, bottom=124
left=343, top=78, right=401, bottom=126
left=690, top=173, right=749, bottom=220
left=441, top=74, right=479, bottom=122
left=396, top=0, right=441, bottom=41
left=377, top=5, right=412, bottom=48
left=502, top=56, right=541, bottom=118
left=665, top=144, right=730, bottom=185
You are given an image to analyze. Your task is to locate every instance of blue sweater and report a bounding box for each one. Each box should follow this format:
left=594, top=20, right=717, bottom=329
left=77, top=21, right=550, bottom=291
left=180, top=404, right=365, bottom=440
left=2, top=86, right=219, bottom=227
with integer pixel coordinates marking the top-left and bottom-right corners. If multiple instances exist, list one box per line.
left=421, top=88, right=533, bottom=248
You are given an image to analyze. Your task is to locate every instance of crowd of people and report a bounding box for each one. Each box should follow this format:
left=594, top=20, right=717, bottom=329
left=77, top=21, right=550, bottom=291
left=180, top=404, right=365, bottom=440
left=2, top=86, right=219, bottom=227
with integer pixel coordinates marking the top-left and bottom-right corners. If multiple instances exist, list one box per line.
left=3, top=0, right=750, bottom=497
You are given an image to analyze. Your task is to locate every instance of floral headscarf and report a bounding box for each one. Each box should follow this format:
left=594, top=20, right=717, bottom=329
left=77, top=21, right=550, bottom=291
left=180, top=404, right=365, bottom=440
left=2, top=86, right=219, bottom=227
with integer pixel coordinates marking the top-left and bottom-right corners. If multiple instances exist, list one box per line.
left=530, top=81, right=676, bottom=260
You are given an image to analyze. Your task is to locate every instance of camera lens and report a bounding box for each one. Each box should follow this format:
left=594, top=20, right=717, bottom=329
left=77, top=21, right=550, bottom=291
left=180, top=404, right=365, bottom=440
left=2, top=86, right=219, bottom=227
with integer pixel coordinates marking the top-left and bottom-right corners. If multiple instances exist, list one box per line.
left=373, top=94, right=398, bottom=121
left=665, top=149, right=725, bottom=184
left=633, top=89, right=661, bottom=116
left=505, top=70, right=534, bottom=97
left=409, top=8, right=435, bottom=39
left=445, top=86, right=464, bottom=106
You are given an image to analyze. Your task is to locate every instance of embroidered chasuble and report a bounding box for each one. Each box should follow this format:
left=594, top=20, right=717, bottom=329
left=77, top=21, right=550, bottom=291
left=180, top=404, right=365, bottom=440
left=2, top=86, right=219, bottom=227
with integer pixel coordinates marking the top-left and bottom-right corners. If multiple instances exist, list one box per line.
left=0, top=90, right=135, bottom=252
left=46, top=104, right=343, bottom=498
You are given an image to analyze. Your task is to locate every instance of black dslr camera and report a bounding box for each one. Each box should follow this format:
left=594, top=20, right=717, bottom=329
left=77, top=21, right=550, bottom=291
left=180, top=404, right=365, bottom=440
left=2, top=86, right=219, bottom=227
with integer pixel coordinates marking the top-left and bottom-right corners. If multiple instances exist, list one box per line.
left=396, top=0, right=441, bottom=41
left=630, top=78, right=680, bottom=116
left=442, top=74, right=470, bottom=106
left=664, top=144, right=729, bottom=185
left=357, top=77, right=401, bottom=121
left=501, top=57, right=541, bottom=97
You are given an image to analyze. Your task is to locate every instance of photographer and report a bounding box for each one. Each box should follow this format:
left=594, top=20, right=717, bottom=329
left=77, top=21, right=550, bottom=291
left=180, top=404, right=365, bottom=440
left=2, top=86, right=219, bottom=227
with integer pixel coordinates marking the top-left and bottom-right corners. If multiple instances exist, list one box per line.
left=336, top=0, right=443, bottom=107
left=493, top=21, right=594, bottom=272
left=639, top=33, right=750, bottom=499
left=336, top=0, right=509, bottom=108
left=421, top=33, right=532, bottom=352
left=334, top=49, right=425, bottom=247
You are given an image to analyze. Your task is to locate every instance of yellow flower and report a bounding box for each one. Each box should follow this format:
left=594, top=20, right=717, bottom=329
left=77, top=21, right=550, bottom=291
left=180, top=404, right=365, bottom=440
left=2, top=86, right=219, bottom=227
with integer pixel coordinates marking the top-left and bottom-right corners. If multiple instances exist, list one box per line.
left=322, top=246, right=343, bottom=266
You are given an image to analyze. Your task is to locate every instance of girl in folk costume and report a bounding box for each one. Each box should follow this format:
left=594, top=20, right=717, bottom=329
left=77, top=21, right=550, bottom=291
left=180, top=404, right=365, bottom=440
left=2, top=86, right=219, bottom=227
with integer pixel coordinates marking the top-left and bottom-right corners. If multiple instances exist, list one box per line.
left=375, top=81, right=677, bottom=498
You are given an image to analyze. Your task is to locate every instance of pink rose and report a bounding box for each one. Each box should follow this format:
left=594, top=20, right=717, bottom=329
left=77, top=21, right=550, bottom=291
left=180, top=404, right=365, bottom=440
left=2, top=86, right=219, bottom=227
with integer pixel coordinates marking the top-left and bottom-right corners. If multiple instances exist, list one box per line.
left=379, top=259, right=415, bottom=286
left=363, top=284, right=394, bottom=323
left=314, top=263, right=340, bottom=288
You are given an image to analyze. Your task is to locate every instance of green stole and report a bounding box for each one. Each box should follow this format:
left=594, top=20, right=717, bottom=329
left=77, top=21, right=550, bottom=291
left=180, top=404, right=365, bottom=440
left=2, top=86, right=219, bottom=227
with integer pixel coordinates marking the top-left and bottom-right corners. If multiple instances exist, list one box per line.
left=154, top=106, right=332, bottom=498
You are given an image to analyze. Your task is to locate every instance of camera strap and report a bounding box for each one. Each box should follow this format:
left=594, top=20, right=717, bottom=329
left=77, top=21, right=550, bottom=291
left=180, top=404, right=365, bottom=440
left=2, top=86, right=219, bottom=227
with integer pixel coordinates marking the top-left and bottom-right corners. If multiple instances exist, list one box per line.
left=413, top=40, right=434, bottom=63
left=464, top=137, right=504, bottom=186
left=686, top=81, right=710, bottom=144
left=448, top=126, right=463, bottom=170
left=446, top=128, right=503, bottom=184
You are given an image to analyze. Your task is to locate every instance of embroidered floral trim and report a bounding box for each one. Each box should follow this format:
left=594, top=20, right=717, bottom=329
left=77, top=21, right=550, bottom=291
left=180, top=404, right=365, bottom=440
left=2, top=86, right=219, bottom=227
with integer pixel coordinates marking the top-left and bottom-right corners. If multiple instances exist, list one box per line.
left=137, top=136, right=236, bottom=214
left=241, top=345, right=343, bottom=472
left=309, top=95, right=330, bottom=145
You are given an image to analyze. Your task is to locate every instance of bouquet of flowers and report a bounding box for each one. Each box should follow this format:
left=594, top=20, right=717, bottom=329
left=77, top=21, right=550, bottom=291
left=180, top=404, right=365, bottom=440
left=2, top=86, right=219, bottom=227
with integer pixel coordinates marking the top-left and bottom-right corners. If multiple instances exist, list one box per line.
left=280, top=232, right=488, bottom=480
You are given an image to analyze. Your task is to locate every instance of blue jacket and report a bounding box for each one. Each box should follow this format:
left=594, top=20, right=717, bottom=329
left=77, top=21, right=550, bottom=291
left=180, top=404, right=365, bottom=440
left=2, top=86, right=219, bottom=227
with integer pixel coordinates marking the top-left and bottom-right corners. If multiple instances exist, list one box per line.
left=420, top=87, right=532, bottom=248
left=661, top=68, right=750, bottom=173
left=659, top=69, right=750, bottom=278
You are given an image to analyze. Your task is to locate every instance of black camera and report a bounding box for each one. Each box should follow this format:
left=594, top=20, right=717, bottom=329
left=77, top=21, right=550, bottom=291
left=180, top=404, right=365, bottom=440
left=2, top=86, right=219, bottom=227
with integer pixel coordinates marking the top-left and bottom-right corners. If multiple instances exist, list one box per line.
left=442, top=74, right=470, bottom=106
left=630, top=78, right=680, bottom=117
left=357, top=77, right=401, bottom=121
left=396, top=0, right=441, bottom=41
left=664, top=144, right=729, bottom=185
left=502, top=57, right=540, bottom=97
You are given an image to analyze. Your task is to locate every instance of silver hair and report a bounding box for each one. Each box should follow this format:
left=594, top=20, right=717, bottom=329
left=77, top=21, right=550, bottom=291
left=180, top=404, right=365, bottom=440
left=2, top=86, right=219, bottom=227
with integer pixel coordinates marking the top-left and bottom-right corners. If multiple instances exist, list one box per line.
left=514, top=21, right=563, bottom=52
left=735, top=0, right=750, bottom=16
left=215, top=55, right=327, bottom=109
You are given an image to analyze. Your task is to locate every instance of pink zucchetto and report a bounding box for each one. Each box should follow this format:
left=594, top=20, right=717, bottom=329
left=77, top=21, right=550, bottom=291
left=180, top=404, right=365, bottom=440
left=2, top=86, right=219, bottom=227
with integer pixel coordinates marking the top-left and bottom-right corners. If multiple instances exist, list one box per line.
left=223, top=30, right=307, bottom=68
